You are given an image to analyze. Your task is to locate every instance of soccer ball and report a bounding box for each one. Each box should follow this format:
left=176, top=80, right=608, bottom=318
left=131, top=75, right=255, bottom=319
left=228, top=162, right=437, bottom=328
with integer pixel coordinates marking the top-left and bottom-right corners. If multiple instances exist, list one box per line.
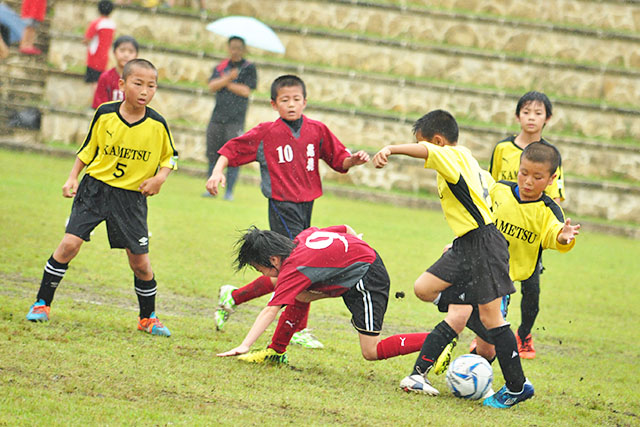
left=445, top=354, right=493, bottom=400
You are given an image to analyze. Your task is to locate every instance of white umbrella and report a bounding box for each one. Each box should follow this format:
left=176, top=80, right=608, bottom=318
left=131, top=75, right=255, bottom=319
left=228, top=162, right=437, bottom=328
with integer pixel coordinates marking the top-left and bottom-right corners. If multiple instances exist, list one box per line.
left=206, top=16, right=285, bottom=54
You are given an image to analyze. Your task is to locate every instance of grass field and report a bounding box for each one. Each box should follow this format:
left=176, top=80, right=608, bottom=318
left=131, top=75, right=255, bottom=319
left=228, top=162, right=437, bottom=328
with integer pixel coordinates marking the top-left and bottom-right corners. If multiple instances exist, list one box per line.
left=1, top=148, right=639, bottom=426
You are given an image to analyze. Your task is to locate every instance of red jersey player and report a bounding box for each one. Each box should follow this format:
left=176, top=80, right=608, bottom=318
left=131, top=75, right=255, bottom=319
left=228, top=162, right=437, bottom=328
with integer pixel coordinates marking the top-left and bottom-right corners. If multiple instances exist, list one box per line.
left=217, top=225, right=429, bottom=364
left=206, top=75, right=369, bottom=349
left=84, top=0, right=116, bottom=85
left=92, top=36, right=138, bottom=109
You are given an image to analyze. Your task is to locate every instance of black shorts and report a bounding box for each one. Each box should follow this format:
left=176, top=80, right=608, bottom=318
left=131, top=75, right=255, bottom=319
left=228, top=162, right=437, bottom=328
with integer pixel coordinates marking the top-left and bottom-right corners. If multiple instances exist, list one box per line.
left=66, top=175, right=149, bottom=254
left=342, top=253, right=390, bottom=336
left=205, top=121, right=244, bottom=164
left=85, top=67, right=102, bottom=83
left=427, top=224, right=514, bottom=305
left=268, top=199, right=313, bottom=240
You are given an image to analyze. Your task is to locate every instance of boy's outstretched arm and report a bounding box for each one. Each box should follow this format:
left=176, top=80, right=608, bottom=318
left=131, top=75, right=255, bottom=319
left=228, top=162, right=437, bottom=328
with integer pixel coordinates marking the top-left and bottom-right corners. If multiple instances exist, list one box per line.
left=217, top=305, right=282, bottom=357
left=62, top=157, right=87, bottom=198
left=206, top=155, right=230, bottom=196
left=342, top=150, right=370, bottom=170
left=139, top=167, right=172, bottom=196
left=557, top=218, right=580, bottom=245
left=373, top=143, right=429, bottom=168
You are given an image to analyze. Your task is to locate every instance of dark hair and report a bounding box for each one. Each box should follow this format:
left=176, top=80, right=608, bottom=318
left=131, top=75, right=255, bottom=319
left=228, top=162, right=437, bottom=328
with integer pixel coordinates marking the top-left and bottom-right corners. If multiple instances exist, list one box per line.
left=270, top=74, right=306, bottom=101
left=122, top=58, right=157, bottom=81
left=113, top=35, right=139, bottom=53
left=412, top=109, right=459, bottom=143
left=228, top=36, right=245, bottom=46
left=516, top=91, right=553, bottom=118
left=521, top=141, right=560, bottom=175
left=234, top=226, right=295, bottom=271
left=98, top=0, right=114, bottom=16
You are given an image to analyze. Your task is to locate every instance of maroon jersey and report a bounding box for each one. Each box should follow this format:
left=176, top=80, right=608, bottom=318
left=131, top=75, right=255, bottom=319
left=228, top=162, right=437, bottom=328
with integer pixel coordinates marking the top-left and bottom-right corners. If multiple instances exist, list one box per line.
left=268, top=226, right=378, bottom=306
left=218, top=116, right=351, bottom=202
left=92, top=67, right=123, bottom=109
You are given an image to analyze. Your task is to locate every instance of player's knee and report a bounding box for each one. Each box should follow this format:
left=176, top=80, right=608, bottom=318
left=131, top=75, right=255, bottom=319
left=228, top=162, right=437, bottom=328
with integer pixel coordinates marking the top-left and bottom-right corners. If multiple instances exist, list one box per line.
left=413, top=282, right=434, bottom=302
left=361, top=346, right=378, bottom=361
left=56, top=235, right=83, bottom=261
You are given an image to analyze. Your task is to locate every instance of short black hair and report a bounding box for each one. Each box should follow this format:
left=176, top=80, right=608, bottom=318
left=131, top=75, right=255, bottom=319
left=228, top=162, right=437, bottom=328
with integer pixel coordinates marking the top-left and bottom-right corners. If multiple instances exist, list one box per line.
left=516, top=91, right=553, bottom=118
left=270, top=74, right=306, bottom=101
left=234, top=226, right=295, bottom=271
left=521, top=141, right=560, bottom=175
left=122, top=58, right=157, bottom=81
left=412, top=109, right=459, bottom=143
left=228, top=36, right=245, bottom=46
left=113, top=35, right=139, bottom=52
left=98, top=0, right=114, bottom=16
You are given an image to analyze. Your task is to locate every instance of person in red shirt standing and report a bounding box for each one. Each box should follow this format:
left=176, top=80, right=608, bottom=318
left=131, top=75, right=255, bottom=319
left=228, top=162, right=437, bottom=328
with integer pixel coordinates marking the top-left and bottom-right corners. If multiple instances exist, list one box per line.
left=92, top=35, right=139, bottom=109
left=206, top=75, right=369, bottom=349
left=19, top=0, right=46, bottom=55
left=84, top=0, right=116, bottom=88
left=217, top=225, right=430, bottom=364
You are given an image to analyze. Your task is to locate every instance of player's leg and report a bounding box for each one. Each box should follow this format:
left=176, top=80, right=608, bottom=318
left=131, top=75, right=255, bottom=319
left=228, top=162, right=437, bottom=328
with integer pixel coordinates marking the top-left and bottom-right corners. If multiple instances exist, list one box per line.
left=478, top=299, right=533, bottom=408
left=27, top=176, right=104, bottom=322
left=518, top=263, right=541, bottom=359
left=127, top=251, right=170, bottom=337
left=413, top=272, right=451, bottom=303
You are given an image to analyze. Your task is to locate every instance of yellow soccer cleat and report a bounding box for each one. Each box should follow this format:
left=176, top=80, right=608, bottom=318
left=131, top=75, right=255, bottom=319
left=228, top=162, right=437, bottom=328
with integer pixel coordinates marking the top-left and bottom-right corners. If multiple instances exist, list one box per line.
left=433, top=337, right=457, bottom=375
left=237, top=348, right=288, bottom=365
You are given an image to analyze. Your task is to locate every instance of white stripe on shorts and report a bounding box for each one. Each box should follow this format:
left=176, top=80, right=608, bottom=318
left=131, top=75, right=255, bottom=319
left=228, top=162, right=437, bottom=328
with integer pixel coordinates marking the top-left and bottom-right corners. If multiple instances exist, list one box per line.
left=356, top=279, right=373, bottom=331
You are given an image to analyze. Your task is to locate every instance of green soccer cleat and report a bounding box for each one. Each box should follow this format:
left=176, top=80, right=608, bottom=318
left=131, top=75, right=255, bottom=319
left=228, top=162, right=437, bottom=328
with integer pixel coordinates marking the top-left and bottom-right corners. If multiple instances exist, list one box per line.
left=290, top=328, right=324, bottom=349
left=237, top=348, right=288, bottom=365
left=214, top=285, right=237, bottom=330
left=433, top=337, right=457, bottom=375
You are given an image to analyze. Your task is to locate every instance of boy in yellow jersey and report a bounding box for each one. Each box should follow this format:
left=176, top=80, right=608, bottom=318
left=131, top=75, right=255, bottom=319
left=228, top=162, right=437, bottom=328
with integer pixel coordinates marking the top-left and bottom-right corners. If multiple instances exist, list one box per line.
left=489, top=91, right=564, bottom=358
left=373, top=110, right=532, bottom=408
left=424, top=142, right=580, bottom=405
left=26, top=59, right=178, bottom=337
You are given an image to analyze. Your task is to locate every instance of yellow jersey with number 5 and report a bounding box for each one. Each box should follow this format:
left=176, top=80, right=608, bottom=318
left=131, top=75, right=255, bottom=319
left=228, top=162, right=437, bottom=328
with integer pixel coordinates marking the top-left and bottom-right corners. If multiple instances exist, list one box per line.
left=76, top=101, right=178, bottom=191
left=422, top=142, right=494, bottom=237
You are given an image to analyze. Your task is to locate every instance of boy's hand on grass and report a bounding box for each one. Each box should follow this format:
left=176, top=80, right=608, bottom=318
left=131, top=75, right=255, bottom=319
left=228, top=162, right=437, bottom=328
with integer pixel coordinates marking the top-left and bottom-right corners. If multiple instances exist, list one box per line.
left=62, top=178, right=79, bottom=198
left=217, top=344, right=250, bottom=357
left=373, top=147, right=392, bottom=168
left=558, top=218, right=580, bottom=245
left=139, top=176, right=165, bottom=196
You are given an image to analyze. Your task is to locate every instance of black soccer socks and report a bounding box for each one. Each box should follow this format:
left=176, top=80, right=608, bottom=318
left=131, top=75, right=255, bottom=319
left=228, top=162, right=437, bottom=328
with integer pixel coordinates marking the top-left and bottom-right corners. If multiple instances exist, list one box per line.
left=36, top=255, right=68, bottom=305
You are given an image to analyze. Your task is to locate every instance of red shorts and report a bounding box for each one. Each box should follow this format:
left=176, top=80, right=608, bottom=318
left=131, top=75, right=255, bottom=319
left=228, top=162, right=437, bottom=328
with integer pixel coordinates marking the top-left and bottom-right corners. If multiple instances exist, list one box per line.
left=21, top=0, right=47, bottom=22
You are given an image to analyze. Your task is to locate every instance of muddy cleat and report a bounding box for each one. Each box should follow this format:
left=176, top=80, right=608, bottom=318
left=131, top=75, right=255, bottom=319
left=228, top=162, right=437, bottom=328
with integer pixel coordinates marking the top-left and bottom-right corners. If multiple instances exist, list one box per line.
left=214, top=285, right=237, bottom=330
left=26, top=299, right=50, bottom=322
left=517, top=334, right=536, bottom=359
left=237, top=348, right=288, bottom=365
left=138, top=312, right=171, bottom=337
left=400, top=374, right=439, bottom=395
left=433, top=337, right=457, bottom=375
left=290, top=328, right=324, bottom=349
left=483, top=379, right=534, bottom=408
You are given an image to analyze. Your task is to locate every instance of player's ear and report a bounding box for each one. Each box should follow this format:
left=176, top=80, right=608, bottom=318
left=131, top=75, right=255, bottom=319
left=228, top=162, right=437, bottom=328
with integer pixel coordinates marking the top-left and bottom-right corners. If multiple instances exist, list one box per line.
left=547, top=172, right=557, bottom=186
left=270, top=99, right=277, bottom=110
left=118, top=78, right=125, bottom=91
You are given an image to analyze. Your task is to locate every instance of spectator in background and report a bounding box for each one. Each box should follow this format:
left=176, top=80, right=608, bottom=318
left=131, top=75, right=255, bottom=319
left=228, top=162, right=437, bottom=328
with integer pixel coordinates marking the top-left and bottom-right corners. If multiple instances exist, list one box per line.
left=92, top=35, right=139, bottom=108
left=84, top=0, right=115, bottom=89
left=19, top=0, right=46, bottom=55
left=203, top=36, right=257, bottom=200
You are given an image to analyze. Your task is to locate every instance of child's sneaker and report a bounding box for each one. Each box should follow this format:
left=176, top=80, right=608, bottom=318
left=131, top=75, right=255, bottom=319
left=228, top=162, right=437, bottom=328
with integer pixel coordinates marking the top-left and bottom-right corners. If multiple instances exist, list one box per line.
left=399, top=374, right=439, bottom=395
left=26, top=299, right=50, bottom=322
left=214, top=285, right=237, bottom=330
left=138, top=312, right=171, bottom=337
left=517, top=334, right=536, bottom=359
left=483, top=379, right=534, bottom=408
left=433, top=337, right=457, bottom=375
left=290, top=328, right=324, bottom=349
left=237, top=348, right=288, bottom=365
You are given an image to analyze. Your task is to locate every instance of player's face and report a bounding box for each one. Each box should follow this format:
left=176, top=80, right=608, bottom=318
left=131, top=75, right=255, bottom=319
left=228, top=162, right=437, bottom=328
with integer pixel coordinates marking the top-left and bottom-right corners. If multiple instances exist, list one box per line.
left=114, top=43, right=138, bottom=70
left=119, top=66, right=157, bottom=109
left=517, top=157, right=556, bottom=201
left=516, top=101, right=550, bottom=135
left=271, top=86, right=306, bottom=121
left=228, top=39, right=245, bottom=62
left=251, top=256, right=282, bottom=278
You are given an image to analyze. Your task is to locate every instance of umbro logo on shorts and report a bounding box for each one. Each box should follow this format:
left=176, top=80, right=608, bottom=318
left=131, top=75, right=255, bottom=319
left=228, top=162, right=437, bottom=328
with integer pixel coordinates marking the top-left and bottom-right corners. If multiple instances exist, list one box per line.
left=138, top=237, right=149, bottom=246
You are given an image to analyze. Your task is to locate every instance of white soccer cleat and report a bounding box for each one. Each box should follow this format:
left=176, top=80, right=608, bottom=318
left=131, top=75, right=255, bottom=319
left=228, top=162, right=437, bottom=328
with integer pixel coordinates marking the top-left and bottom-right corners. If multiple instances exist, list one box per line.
left=400, top=374, right=440, bottom=396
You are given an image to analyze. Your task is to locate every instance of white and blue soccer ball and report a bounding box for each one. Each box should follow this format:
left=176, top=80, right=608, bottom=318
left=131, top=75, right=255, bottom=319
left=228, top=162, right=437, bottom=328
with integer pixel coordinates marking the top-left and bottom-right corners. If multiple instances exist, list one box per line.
left=445, top=354, right=493, bottom=400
